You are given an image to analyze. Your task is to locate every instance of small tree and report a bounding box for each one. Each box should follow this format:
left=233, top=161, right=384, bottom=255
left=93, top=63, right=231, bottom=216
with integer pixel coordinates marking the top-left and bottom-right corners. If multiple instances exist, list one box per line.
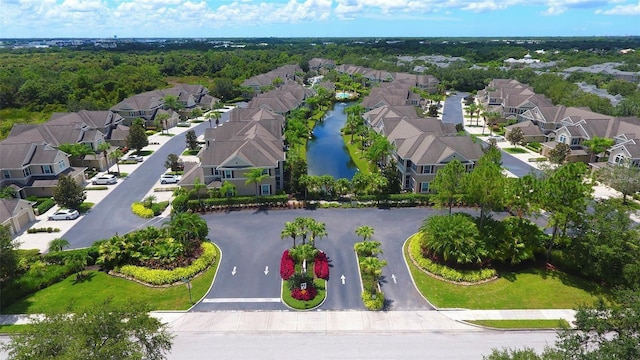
left=355, top=225, right=374, bottom=242
left=110, top=148, right=123, bottom=175
left=185, top=130, right=199, bottom=151
left=164, top=153, right=182, bottom=171
left=47, top=238, right=70, bottom=253
left=431, top=159, right=466, bottom=215
left=548, top=142, right=570, bottom=165
left=126, top=118, right=148, bottom=154
left=506, top=127, right=524, bottom=147
left=598, top=159, right=640, bottom=204
left=1, top=298, right=174, bottom=359
left=190, top=107, right=203, bottom=119
left=154, top=113, right=169, bottom=134
left=53, top=175, right=86, bottom=210
left=245, top=168, right=269, bottom=196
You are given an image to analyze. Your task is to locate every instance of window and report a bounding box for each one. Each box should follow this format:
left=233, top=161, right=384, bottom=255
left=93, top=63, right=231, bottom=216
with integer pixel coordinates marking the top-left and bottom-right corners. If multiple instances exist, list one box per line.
left=22, top=167, right=31, bottom=178
left=420, top=182, right=430, bottom=193
left=571, top=138, right=580, bottom=145
left=262, top=168, right=270, bottom=175
left=42, top=165, right=53, bottom=174
left=58, top=160, right=67, bottom=171
left=223, top=170, right=233, bottom=179
left=261, top=184, right=271, bottom=195
left=614, top=154, right=626, bottom=165
left=212, top=169, right=220, bottom=176
left=465, top=163, right=474, bottom=172
left=422, top=165, right=434, bottom=174
left=558, top=134, right=567, bottom=144
left=404, top=175, right=411, bottom=189
left=2, top=170, right=10, bottom=179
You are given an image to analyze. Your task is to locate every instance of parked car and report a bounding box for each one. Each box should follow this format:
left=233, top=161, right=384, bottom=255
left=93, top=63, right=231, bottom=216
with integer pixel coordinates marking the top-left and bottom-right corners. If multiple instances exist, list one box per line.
left=92, top=174, right=118, bottom=185
left=160, top=174, right=181, bottom=184
left=124, top=154, right=143, bottom=162
left=48, top=209, right=80, bottom=221
left=487, top=135, right=506, bottom=142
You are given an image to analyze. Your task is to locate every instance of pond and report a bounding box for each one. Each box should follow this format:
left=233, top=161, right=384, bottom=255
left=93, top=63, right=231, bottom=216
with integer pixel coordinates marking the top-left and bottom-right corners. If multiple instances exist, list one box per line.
left=306, top=102, right=358, bottom=180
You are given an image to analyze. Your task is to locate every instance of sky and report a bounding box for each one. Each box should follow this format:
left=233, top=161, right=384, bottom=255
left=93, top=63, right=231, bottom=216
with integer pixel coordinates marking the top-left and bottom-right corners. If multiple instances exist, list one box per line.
left=1, top=0, right=639, bottom=39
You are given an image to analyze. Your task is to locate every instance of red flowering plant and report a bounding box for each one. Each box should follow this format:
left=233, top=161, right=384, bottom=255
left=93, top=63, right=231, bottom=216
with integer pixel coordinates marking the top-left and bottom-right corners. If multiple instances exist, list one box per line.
left=287, top=273, right=317, bottom=301
left=314, top=251, right=330, bottom=280
left=280, top=250, right=295, bottom=280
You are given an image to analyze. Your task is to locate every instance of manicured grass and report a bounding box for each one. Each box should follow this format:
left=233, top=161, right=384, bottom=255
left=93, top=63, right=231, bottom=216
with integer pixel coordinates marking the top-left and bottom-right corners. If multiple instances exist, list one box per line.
left=0, top=324, right=34, bottom=334
left=504, top=147, right=528, bottom=154
left=404, top=239, right=606, bottom=309
left=3, top=244, right=220, bottom=314
left=281, top=279, right=326, bottom=310
left=341, top=133, right=372, bottom=175
left=182, top=149, right=200, bottom=156
left=468, top=319, right=569, bottom=329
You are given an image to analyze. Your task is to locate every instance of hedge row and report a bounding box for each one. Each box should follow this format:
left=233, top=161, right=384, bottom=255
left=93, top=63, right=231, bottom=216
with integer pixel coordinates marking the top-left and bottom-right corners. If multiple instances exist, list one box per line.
left=185, top=195, right=289, bottom=209
left=408, top=234, right=497, bottom=283
left=115, top=242, right=217, bottom=285
left=37, top=198, right=56, bottom=215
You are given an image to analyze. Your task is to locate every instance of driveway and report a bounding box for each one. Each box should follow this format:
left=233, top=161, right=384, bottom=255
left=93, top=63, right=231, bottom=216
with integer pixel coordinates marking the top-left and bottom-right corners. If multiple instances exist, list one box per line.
left=192, top=207, right=478, bottom=312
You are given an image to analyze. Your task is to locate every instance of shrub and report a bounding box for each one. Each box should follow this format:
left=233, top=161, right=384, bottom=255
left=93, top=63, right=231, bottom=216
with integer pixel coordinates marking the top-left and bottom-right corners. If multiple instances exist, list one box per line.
left=361, top=290, right=385, bottom=310
left=314, top=251, right=330, bottom=280
left=291, top=285, right=317, bottom=301
left=131, top=202, right=154, bottom=218
left=280, top=250, right=295, bottom=280
left=409, top=235, right=496, bottom=283
left=115, top=242, right=217, bottom=285
left=27, top=227, right=60, bottom=234
left=37, top=198, right=56, bottom=215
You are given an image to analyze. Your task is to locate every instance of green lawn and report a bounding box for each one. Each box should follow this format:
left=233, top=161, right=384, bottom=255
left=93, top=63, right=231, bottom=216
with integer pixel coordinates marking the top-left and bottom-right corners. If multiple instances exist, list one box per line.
left=468, top=319, right=569, bottom=329
left=4, top=245, right=220, bottom=314
left=0, top=324, right=33, bottom=334
left=503, top=147, right=528, bottom=154
left=404, top=240, right=607, bottom=309
left=341, top=133, right=372, bottom=175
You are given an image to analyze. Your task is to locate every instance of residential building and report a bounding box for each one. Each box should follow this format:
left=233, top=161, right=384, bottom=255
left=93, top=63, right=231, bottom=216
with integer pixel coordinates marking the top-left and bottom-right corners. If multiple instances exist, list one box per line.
left=0, top=198, right=36, bottom=235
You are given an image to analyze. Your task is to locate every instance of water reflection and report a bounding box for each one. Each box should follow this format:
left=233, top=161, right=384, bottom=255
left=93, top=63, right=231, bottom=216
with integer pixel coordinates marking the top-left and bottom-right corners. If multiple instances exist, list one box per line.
left=306, top=102, right=358, bottom=180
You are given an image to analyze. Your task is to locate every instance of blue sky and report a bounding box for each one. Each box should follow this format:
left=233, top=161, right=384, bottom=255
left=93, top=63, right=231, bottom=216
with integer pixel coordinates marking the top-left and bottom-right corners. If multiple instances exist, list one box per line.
left=1, top=0, right=638, bottom=38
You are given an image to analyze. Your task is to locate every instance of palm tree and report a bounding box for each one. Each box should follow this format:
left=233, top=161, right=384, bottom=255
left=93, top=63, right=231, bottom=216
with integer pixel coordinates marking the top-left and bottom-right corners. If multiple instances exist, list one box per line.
left=289, top=244, right=318, bottom=273
left=466, top=103, right=478, bottom=126
left=486, top=111, right=501, bottom=135
left=245, top=168, right=269, bottom=196
left=360, top=256, right=387, bottom=291
left=192, top=177, right=206, bottom=204
left=110, top=149, right=124, bottom=175
left=281, top=221, right=299, bottom=248
left=355, top=225, right=374, bottom=242
left=307, top=220, right=327, bottom=247
left=219, top=181, right=236, bottom=208
left=48, top=238, right=70, bottom=253
left=294, top=217, right=315, bottom=245
left=164, top=212, right=208, bottom=252
left=142, top=195, right=156, bottom=209
left=475, top=103, right=486, bottom=127
left=583, top=136, right=615, bottom=163
left=354, top=241, right=382, bottom=257
left=66, top=251, right=91, bottom=280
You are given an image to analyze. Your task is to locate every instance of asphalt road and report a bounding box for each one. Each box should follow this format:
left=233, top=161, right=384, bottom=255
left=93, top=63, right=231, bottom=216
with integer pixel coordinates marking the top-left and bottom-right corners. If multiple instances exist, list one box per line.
left=63, top=111, right=231, bottom=249
left=165, top=330, right=558, bottom=360
left=192, top=208, right=488, bottom=311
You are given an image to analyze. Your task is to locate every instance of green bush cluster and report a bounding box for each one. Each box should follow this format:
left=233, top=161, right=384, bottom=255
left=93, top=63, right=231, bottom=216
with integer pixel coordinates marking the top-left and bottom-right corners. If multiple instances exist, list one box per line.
left=84, top=186, right=108, bottom=191
left=131, top=202, right=154, bottom=218
left=361, top=290, right=385, bottom=310
left=409, top=236, right=497, bottom=283
left=185, top=194, right=289, bottom=210
left=115, top=242, right=217, bottom=285
left=37, top=198, right=56, bottom=215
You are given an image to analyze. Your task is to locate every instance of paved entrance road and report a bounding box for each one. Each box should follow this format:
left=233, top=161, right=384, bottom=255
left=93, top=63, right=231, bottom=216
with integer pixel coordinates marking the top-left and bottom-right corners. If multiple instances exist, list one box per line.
left=193, top=208, right=480, bottom=311
left=63, top=111, right=231, bottom=249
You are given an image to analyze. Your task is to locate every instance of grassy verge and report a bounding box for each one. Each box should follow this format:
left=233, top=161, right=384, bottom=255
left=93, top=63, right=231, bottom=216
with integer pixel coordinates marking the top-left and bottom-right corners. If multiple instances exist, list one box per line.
left=504, top=147, right=528, bottom=154
left=0, top=324, right=34, bottom=334
left=281, top=279, right=326, bottom=310
left=341, top=133, right=371, bottom=175
left=404, top=240, right=606, bottom=309
left=77, top=202, right=94, bottom=214
left=4, top=244, right=220, bottom=314
left=467, top=319, right=569, bottom=329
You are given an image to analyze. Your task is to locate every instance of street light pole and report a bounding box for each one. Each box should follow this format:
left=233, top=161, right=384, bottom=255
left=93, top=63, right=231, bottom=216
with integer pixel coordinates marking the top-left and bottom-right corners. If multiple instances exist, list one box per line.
left=182, top=278, right=193, bottom=304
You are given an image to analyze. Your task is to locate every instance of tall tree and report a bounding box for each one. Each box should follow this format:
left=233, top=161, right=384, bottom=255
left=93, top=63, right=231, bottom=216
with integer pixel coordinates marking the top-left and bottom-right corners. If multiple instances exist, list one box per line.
left=463, top=152, right=505, bottom=227
left=360, top=256, right=387, bottom=291
left=281, top=221, right=300, bottom=248
left=1, top=298, right=173, bottom=360
left=541, top=162, right=593, bottom=260
left=185, top=130, right=198, bottom=151
left=163, top=95, right=183, bottom=111
left=431, top=159, right=466, bottom=215
left=506, top=127, right=524, bottom=147
left=0, top=225, right=18, bottom=311
left=53, top=175, right=86, bottom=210
left=597, top=159, right=640, bottom=205
left=548, top=142, right=570, bottom=165
left=126, top=118, right=149, bottom=153
left=245, top=168, right=269, bottom=196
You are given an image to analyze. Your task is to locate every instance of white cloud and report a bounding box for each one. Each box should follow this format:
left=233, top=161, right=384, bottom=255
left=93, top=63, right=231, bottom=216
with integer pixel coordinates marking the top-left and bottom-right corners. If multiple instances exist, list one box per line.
left=596, top=1, right=640, bottom=14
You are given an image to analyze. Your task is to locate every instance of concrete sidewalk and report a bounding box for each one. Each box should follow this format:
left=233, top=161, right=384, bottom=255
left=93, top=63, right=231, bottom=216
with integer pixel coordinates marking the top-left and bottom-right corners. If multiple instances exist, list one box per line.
left=0, top=309, right=575, bottom=332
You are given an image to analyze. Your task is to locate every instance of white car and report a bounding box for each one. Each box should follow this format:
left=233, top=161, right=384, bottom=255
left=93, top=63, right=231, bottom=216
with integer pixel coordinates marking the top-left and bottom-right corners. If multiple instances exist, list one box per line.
left=48, top=209, right=80, bottom=221
left=124, top=155, right=143, bottom=162
left=160, top=174, right=181, bottom=184
left=487, top=135, right=506, bottom=142
left=92, top=174, right=117, bottom=185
